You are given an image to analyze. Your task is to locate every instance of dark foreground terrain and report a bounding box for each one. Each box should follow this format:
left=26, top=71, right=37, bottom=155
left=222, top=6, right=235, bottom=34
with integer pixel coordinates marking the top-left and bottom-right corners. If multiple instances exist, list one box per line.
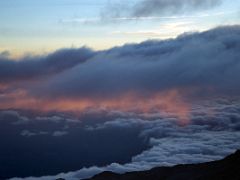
left=83, top=150, right=240, bottom=180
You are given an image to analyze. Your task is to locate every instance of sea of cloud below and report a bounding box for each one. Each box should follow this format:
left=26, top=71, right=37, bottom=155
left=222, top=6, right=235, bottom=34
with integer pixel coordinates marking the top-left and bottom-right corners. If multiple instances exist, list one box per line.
left=8, top=97, right=240, bottom=180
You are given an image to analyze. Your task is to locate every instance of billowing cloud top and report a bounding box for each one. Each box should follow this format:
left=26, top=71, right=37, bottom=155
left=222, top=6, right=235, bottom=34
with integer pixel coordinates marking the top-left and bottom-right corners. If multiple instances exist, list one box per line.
left=0, top=26, right=240, bottom=122
left=41, top=25, right=240, bottom=98
left=0, top=47, right=94, bottom=83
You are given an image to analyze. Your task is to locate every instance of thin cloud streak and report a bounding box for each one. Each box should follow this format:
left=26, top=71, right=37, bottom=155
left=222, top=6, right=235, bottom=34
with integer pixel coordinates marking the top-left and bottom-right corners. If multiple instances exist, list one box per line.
left=131, top=0, right=222, bottom=17
left=100, top=0, right=223, bottom=21
left=59, top=11, right=235, bottom=24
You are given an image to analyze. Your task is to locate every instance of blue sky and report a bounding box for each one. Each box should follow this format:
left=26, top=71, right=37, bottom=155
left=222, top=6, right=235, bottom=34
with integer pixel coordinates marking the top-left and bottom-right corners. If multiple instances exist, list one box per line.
left=0, top=0, right=239, bottom=56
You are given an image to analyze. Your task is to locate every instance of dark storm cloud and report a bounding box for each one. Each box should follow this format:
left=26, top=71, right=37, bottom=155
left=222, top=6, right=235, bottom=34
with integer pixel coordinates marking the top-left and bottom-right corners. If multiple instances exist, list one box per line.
left=28, top=25, right=240, bottom=99
left=0, top=47, right=94, bottom=83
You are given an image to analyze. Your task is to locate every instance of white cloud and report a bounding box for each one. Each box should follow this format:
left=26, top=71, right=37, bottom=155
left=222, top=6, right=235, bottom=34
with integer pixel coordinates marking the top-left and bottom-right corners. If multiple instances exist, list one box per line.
left=52, top=131, right=68, bottom=137
left=20, top=130, right=48, bottom=137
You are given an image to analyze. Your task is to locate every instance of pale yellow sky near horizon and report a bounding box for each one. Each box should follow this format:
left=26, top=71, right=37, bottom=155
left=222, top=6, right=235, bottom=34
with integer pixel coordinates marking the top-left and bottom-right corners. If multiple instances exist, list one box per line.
left=0, top=0, right=239, bottom=58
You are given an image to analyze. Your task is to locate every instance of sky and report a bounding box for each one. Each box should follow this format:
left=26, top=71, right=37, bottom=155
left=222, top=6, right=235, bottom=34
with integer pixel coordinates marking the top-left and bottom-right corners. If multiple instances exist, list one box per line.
left=0, top=1, right=240, bottom=180
left=0, top=0, right=239, bottom=57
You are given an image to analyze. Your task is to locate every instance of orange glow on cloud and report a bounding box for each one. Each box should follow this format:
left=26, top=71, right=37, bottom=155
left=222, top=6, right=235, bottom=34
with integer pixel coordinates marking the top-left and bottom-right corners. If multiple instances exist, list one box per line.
left=0, top=89, right=191, bottom=125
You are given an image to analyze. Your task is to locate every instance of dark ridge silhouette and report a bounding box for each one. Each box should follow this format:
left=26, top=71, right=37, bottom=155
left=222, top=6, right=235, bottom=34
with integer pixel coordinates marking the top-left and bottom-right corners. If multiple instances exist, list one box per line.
left=83, top=150, right=240, bottom=180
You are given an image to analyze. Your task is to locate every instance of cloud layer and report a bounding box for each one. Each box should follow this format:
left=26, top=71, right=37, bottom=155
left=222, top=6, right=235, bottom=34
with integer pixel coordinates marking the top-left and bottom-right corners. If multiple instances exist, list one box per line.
left=0, top=26, right=240, bottom=121
left=40, top=25, right=240, bottom=99
left=9, top=98, right=240, bottom=180
left=0, top=47, right=94, bottom=83
left=1, top=26, right=240, bottom=179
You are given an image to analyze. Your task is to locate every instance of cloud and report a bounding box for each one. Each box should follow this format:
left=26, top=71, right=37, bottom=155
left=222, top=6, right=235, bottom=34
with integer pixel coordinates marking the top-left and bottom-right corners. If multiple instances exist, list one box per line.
left=0, top=110, right=79, bottom=140
left=0, top=47, right=94, bottom=83
left=10, top=98, right=240, bottom=180
left=0, top=110, right=30, bottom=124
left=61, top=11, right=231, bottom=25
left=3, top=25, right=240, bottom=180
left=0, top=50, right=10, bottom=58
left=0, top=109, right=147, bottom=179
left=8, top=113, right=80, bottom=125
left=21, top=130, right=48, bottom=137
left=0, top=26, right=240, bottom=121
left=132, top=0, right=222, bottom=17
left=33, top=25, right=240, bottom=99
left=52, top=131, right=68, bottom=137
left=101, top=0, right=222, bottom=19
left=20, top=130, right=68, bottom=138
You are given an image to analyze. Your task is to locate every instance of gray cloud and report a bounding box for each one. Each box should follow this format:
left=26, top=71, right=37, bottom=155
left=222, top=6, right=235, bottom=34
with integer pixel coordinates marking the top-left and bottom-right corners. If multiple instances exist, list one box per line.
left=0, top=26, right=239, bottom=101
left=0, top=110, right=30, bottom=124
left=27, top=25, right=240, bottom=100
left=52, top=130, right=68, bottom=137
left=20, top=130, right=48, bottom=137
left=101, top=0, right=222, bottom=20
left=0, top=50, right=10, bottom=58
left=0, top=47, right=94, bottom=83
left=132, top=0, right=222, bottom=17
left=20, top=130, right=68, bottom=138
left=2, top=25, right=240, bottom=179
left=7, top=113, right=80, bottom=126
left=0, top=25, right=239, bottom=109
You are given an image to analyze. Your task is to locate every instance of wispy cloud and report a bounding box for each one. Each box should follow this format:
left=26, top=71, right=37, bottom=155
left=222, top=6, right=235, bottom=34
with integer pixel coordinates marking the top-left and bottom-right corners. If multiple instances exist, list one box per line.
left=131, top=0, right=222, bottom=17
left=100, top=0, right=222, bottom=20
left=110, top=21, right=198, bottom=38
left=59, top=11, right=236, bottom=25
